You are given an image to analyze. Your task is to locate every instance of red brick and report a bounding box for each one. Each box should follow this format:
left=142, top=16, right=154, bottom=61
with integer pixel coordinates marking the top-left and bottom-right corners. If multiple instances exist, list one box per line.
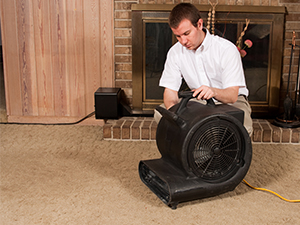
left=270, top=0, right=279, bottom=6
left=115, top=55, right=132, bottom=63
left=252, top=121, right=262, bottom=142
left=286, top=13, right=300, bottom=22
left=291, top=128, right=300, bottom=143
left=103, top=123, right=112, bottom=139
left=271, top=124, right=281, bottom=143
left=150, top=121, right=158, bottom=140
left=114, top=2, right=132, bottom=10
left=115, top=80, right=132, bottom=89
left=285, top=4, right=300, bottom=13
left=261, top=122, right=272, bottom=142
left=115, top=46, right=132, bottom=55
left=114, top=29, right=131, bottom=38
left=285, top=23, right=300, bottom=31
left=116, top=71, right=132, bottom=80
left=102, top=118, right=297, bottom=144
left=114, top=38, right=131, bottom=46
left=132, top=120, right=142, bottom=139
left=122, top=120, right=133, bottom=139
left=285, top=31, right=300, bottom=40
left=282, top=128, right=291, bottom=143
left=141, top=121, right=151, bottom=140
left=115, top=63, right=132, bottom=72
left=113, top=120, right=124, bottom=139
left=114, top=11, right=131, bottom=20
left=115, top=20, right=132, bottom=29
left=113, top=126, right=121, bottom=139
left=252, top=0, right=260, bottom=5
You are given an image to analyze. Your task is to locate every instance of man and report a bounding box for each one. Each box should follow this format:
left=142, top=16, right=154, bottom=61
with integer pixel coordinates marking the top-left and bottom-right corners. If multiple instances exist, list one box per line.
left=154, top=3, right=253, bottom=135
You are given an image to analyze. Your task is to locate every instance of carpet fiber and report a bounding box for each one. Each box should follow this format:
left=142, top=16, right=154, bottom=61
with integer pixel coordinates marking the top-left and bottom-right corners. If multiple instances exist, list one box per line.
left=0, top=124, right=300, bottom=224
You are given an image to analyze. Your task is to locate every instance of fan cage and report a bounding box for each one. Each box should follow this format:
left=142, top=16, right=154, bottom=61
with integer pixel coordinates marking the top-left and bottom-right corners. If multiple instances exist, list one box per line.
left=187, top=116, right=245, bottom=182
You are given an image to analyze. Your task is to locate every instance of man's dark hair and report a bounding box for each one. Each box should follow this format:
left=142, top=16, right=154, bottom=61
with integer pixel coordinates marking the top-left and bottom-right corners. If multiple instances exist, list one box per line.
left=169, top=3, right=201, bottom=29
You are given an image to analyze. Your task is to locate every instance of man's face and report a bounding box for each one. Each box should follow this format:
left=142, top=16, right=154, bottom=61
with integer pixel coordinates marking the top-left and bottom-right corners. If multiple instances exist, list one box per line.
left=171, top=18, right=204, bottom=51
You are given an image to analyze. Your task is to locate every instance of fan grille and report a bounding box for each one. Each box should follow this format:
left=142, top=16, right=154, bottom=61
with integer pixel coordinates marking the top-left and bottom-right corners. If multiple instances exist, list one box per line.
left=187, top=117, right=244, bottom=182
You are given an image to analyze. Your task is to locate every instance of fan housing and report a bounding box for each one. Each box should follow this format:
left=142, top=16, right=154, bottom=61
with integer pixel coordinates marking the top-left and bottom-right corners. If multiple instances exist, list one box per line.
left=139, top=92, right=252, bottom=209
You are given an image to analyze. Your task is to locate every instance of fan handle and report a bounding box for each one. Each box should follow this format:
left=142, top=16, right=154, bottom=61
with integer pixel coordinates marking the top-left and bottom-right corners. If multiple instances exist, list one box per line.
left=155, top=91, right=214, bottom=128
left=176, top=91, right=215, bottom=115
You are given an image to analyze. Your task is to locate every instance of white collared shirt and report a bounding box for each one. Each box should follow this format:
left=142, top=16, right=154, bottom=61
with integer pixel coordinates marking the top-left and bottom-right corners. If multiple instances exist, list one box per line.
left=159, top=29, right=249, bottom=96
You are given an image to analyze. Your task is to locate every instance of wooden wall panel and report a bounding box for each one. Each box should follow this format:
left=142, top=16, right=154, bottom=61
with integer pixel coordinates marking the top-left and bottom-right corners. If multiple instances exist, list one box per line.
left=32, top=0, right=54, bottom=116
left=0, top=0, right=23, bottom=116
left=0, top=0, right=114, bottom=123
left=100, top=0, right=114, bottom=88
left=49, top=0, right=69, bottom=117
left=66, top=0, right=85, bottom=117
left=83, top=0, right=101, bottom=113
left=16, top=0, right=38, bottom=116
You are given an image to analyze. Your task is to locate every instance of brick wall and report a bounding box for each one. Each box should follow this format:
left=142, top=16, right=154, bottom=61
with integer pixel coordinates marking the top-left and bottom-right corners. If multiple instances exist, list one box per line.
left=103, top=117, right=300, bottom=143
left=114, top=0, right=300, bottom=111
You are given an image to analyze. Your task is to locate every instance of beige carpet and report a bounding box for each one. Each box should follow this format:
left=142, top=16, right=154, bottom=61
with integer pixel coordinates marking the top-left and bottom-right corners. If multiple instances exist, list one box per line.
left=0, top=124, right=300, bottom=225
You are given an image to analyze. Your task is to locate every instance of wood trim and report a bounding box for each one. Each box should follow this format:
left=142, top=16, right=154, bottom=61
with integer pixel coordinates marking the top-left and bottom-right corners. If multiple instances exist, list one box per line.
left=132, top=11, right=143, bottom=109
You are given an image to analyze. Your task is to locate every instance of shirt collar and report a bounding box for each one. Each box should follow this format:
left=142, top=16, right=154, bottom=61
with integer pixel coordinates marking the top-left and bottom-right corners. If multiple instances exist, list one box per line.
left=196, top=28, right=211, bottom=53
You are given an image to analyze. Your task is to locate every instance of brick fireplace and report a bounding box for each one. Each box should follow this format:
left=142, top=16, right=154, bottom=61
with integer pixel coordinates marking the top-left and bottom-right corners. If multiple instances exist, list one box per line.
left=108, top=1, right=300, bottom=143
left=114, top=0, right=300, bottom=118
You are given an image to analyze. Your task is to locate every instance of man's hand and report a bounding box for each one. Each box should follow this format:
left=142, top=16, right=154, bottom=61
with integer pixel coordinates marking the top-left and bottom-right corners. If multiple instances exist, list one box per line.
left=192, top=85, right=216, bottom=100
left=192, top=85, right=239, bottom=104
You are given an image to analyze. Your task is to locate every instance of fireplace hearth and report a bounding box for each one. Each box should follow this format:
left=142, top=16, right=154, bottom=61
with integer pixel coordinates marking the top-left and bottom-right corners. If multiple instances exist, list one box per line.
left=132, top=4, right=286, bottom=118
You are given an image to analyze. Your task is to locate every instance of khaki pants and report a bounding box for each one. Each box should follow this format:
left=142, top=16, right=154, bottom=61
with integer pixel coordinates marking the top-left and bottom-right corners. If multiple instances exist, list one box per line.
left=154, top=95, right=253, bottom=136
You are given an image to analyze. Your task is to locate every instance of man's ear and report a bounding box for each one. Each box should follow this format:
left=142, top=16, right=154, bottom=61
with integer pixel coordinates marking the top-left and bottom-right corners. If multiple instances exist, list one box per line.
left=197, top=19, right=203, bottom=30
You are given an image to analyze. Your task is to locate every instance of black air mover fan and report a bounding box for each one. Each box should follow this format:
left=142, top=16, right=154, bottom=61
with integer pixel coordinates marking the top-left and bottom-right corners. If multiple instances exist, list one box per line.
left=139, top=91, right=252, bottom=209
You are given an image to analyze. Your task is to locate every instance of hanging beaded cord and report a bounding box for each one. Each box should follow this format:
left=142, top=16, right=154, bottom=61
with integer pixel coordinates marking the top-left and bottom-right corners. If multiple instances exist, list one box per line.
left=236, top=19, right=250, bottom=48
left=207, top=1, right=218, bottom=34
left=207, top=8, right=212, bottom=32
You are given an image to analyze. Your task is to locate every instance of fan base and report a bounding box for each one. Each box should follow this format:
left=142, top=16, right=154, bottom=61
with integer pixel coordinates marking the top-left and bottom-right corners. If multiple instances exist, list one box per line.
left=139, top=159, right=246, bottom=209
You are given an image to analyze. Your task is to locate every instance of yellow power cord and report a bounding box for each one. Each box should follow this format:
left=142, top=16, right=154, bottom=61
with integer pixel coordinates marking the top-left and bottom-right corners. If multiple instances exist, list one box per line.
left=243, top=179, right=300, bottom=203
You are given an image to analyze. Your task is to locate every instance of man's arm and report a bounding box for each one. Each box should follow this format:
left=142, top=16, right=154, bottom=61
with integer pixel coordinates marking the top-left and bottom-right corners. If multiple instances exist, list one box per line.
left=163, top=88, right=179, bottom=109
left=192, top=85, right=239, bottom=104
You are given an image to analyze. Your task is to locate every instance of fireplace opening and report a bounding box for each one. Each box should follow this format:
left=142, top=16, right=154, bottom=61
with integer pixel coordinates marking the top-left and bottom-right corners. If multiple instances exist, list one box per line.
left=144, top=22, right=172, bottom=100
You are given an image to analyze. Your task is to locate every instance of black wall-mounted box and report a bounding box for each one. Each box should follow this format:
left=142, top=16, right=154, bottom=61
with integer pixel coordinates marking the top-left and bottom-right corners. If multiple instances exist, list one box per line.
left=94, top=87, right=121, bottom=119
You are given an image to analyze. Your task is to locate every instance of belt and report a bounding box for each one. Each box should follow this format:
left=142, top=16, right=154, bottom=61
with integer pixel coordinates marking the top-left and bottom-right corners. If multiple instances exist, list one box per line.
left=239, top=94, right=248, bottom=101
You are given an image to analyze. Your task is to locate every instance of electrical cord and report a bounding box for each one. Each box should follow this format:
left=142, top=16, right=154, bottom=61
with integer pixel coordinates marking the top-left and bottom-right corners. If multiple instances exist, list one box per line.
left=243, top=179, right=300, bottom=203
left=0, top=111, right=95, bottom=126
